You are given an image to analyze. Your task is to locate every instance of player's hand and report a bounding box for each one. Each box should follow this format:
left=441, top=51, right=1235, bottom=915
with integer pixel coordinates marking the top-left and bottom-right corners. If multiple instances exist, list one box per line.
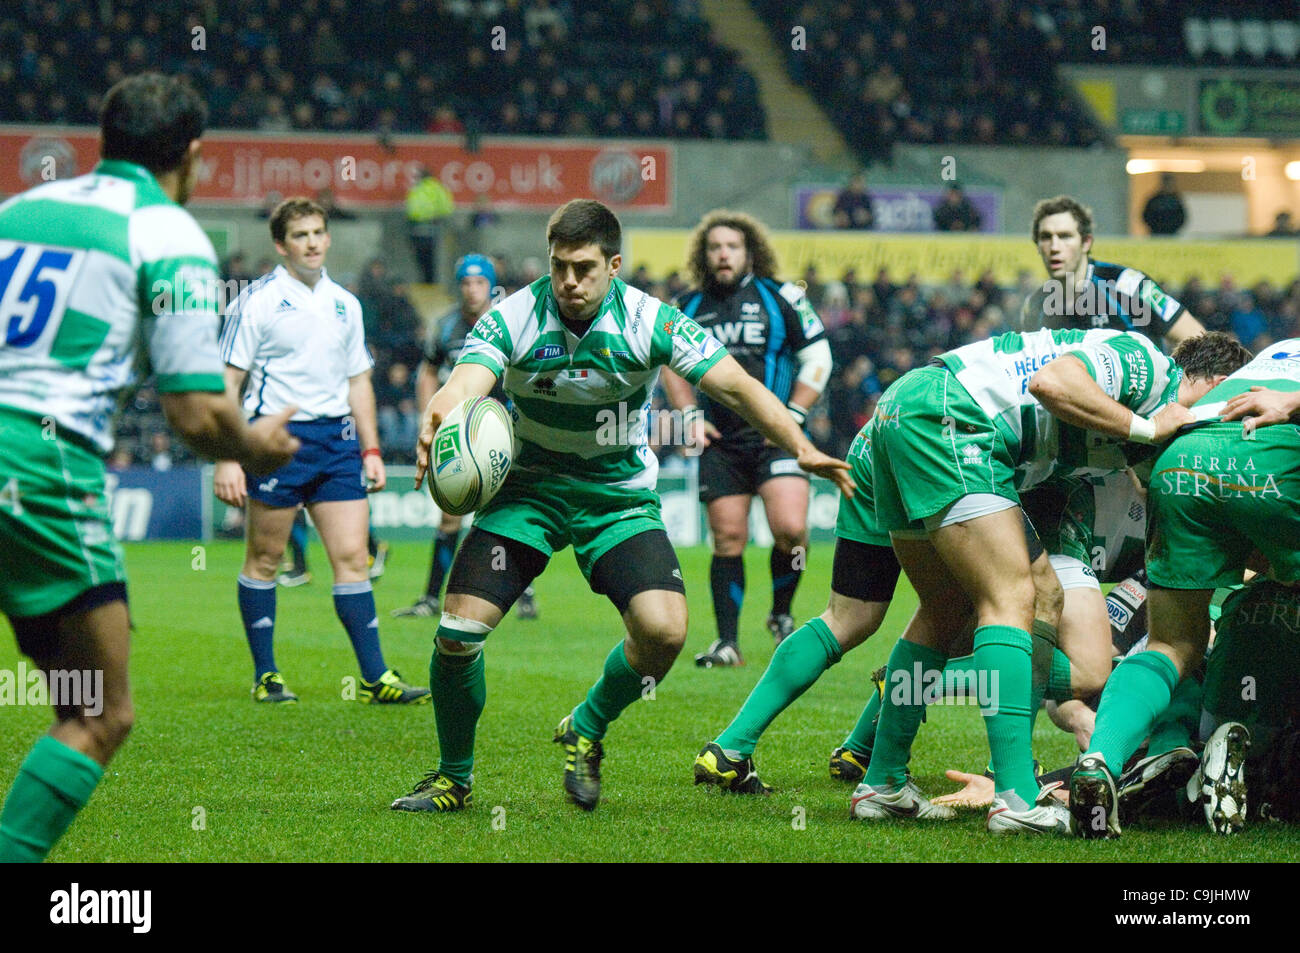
left=414, top=408, right=445, bottom=490
left=363, top=452, right=386, bottom=493
left=796, top=447, right=854, bottom=498
left=242, top=406, right=300, bottom=475
left=1221, top=386, right=1300, bottom=435
left=690, top=417, right=720, bottom=452
left=214, top=460, right=249, bottom=508
left=930, top=769, right=994, bottom=809
left=1149, top=401, right=1195, bottom=443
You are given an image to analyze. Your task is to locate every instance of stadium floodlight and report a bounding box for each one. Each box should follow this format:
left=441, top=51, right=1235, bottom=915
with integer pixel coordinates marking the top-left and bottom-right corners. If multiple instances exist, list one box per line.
left=1125, top=159, right=1207, bottom=175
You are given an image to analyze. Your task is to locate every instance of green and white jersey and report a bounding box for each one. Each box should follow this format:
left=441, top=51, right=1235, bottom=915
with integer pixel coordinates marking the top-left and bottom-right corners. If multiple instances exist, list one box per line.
left=1194, top=338, right=1300, bottom=415
left=0, top=160, right=225, bottom=453
left=938, top=327, right=1179, bottom=490
left=457, top=275, right=727, bottom=490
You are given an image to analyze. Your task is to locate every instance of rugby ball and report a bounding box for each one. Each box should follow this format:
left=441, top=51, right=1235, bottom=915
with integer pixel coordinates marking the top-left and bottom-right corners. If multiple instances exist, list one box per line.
left=429, top=396, right=514, bottom=516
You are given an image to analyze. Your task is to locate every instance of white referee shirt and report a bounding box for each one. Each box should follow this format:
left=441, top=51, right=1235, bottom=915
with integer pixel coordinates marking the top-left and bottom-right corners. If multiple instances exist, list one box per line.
left=219, top=264, right=372, bottom=420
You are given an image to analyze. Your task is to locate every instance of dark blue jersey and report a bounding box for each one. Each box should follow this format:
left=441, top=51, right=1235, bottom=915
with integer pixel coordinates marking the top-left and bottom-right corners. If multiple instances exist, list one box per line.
left=674, top=274, right=825, bottom=440
left=1019, top=259, right=1187, bottom=345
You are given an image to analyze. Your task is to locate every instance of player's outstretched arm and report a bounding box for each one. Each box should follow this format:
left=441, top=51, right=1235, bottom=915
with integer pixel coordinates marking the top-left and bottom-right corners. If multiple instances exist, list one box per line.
left=1029, top=354, right=1192, bottom=443
left=160, top=392, right=299, bottom=475
left=697, top=354, right=852, bottom=497
left=1164, top=311, right=1207, bottom=347
left=1221, top=385, right=1300, bottom=434
left=414, top=362, right=499, bottom=488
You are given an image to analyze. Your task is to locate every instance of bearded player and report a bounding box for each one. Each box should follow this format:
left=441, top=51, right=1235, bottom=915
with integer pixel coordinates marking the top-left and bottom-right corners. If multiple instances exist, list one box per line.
left=661, top=211, right=832, bottom=667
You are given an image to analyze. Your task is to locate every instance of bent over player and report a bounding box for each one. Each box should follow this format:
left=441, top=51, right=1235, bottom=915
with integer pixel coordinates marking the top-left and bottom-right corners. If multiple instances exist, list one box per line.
left=0, top=74, right=297, bottom=862
left=390, top=199, right=851, bottom=813
left=1072, top=340, right=1299, bottom=837
left=215, top=198, right=428, bottom=705
left=663, top=211, right=832, bottom=665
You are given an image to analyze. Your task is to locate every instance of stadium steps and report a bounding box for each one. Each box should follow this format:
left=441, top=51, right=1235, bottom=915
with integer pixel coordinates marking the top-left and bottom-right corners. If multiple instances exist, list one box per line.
left=698, top=0, right=850, bottom=163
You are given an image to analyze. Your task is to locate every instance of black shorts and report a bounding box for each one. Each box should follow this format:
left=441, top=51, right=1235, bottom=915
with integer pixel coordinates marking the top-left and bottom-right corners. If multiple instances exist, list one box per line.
left=445, top=528, right=684, bottom=616
left=697, top=438, right=807, bottom=503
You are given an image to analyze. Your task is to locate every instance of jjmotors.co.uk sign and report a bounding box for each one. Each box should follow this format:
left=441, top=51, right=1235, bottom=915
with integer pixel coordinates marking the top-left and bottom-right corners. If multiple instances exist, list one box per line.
left=0, top=126, right=673, bottom=210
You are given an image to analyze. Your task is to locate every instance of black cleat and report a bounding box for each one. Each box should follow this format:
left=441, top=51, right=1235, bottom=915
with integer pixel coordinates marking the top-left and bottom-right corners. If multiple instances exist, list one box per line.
left=766, top=613, right=795, bottom=646
left=829, top=746, right=872, bottom=784
left=1118, top=746, right=1199, bottom=820
left=695, top=639, right=743, bottom=668
left=1070, top=755, right=1121, bottom=839
left=390, top=770, right=472, bottom=812
left=694, top=742, right=772, bottom=794
left=554, top=714, right=603, bottom=811
left=391, top=595, right=439, bottom=618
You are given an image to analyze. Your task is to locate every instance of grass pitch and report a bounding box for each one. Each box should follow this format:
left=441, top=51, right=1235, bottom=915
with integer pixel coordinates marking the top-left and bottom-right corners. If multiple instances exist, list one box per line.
left=2, top=540, right=1295, bottom=862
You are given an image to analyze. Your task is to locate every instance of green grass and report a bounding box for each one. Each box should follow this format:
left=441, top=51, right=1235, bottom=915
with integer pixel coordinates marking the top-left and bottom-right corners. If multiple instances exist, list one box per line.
left=2, top=540, right=1295, bottom=862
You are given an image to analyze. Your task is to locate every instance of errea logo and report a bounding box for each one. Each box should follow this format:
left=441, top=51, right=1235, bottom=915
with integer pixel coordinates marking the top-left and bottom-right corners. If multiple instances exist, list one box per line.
left=961, top=444, right=983, bottom=466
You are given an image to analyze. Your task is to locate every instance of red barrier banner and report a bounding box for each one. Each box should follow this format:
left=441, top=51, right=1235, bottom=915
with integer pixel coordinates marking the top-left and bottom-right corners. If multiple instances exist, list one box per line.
left=0, top=126, right=673, bottom=210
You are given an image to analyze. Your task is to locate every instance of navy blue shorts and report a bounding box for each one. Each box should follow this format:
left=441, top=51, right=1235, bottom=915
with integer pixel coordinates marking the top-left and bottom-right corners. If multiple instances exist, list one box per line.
left=246, top=417, right=366, bottom=508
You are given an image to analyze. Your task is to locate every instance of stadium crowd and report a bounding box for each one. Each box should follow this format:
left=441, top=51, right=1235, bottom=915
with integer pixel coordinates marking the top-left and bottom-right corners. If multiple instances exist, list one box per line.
left=110, top=255, right=1300, bottom=469
left=0, top=0, right=765, bottom=141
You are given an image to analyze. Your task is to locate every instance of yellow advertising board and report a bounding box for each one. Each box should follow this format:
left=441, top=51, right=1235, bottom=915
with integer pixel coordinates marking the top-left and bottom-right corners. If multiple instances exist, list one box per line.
left=626, top=229, right=1299, bottom=288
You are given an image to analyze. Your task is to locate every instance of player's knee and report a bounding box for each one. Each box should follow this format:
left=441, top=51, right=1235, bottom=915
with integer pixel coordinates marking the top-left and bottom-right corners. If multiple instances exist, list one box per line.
left=712, top=531, right=746, bottom=556
left=88, top=698, right=134, bottom=753
left=823, top=604, right=879, bottom=651
left=771, top=528, right=805, bottom=553
left=435, top=636, right=484, bottom=659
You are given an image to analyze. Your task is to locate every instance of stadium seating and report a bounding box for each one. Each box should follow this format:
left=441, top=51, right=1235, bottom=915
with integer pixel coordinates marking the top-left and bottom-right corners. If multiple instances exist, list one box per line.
left=749, top=0, right=1105, bottom=162
left=0, top=0, right=767, bottom=140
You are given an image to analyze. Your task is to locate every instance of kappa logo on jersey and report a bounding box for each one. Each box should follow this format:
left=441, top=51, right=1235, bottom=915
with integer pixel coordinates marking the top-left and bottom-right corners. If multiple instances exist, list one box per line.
left=532, top=344, right=565, bottom=360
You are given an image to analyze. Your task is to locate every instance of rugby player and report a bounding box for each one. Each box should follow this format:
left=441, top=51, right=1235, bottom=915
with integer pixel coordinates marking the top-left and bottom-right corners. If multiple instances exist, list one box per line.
left=695, top=331, right=1246, bottom=829
left=0, top=74, right=297, bottom=862
left=389, top=199, right=851, bottom=813
left=1072, top=339, right=1300, bottom=837
left=392, top=253, right=538, bottom=621
left=850, top=328, right=1245, bottom=833
left=215, top=198, right=429, bottom=705
left=1018, top=195, right=1205, bottom=347
left=661, top=211, right=832, bottom=666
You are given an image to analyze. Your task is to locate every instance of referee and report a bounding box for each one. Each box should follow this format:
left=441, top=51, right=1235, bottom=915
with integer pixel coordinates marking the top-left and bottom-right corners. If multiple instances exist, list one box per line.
left=663, top=210, right=832, bottom=667
left=215, top=197, right=429, bottom=704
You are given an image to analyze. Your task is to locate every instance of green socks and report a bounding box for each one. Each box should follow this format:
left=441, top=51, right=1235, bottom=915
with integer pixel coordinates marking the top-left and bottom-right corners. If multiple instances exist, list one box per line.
left=973, top=624, right=1039, bottom=808
left=864, top=638, right=947, bottom=790
left=0, top=735, right=103, bottom=863
left=1146, top=675, right=1203, bottom=756
left=715, top=618, right=841, bottom=757
left=1090, top=650, right=1180, bottom=773
left=842, top=663, right=887, bottom=754
left=572, top=642, right=646, bottom=741
left=430, top=633, right=488, bottom=787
